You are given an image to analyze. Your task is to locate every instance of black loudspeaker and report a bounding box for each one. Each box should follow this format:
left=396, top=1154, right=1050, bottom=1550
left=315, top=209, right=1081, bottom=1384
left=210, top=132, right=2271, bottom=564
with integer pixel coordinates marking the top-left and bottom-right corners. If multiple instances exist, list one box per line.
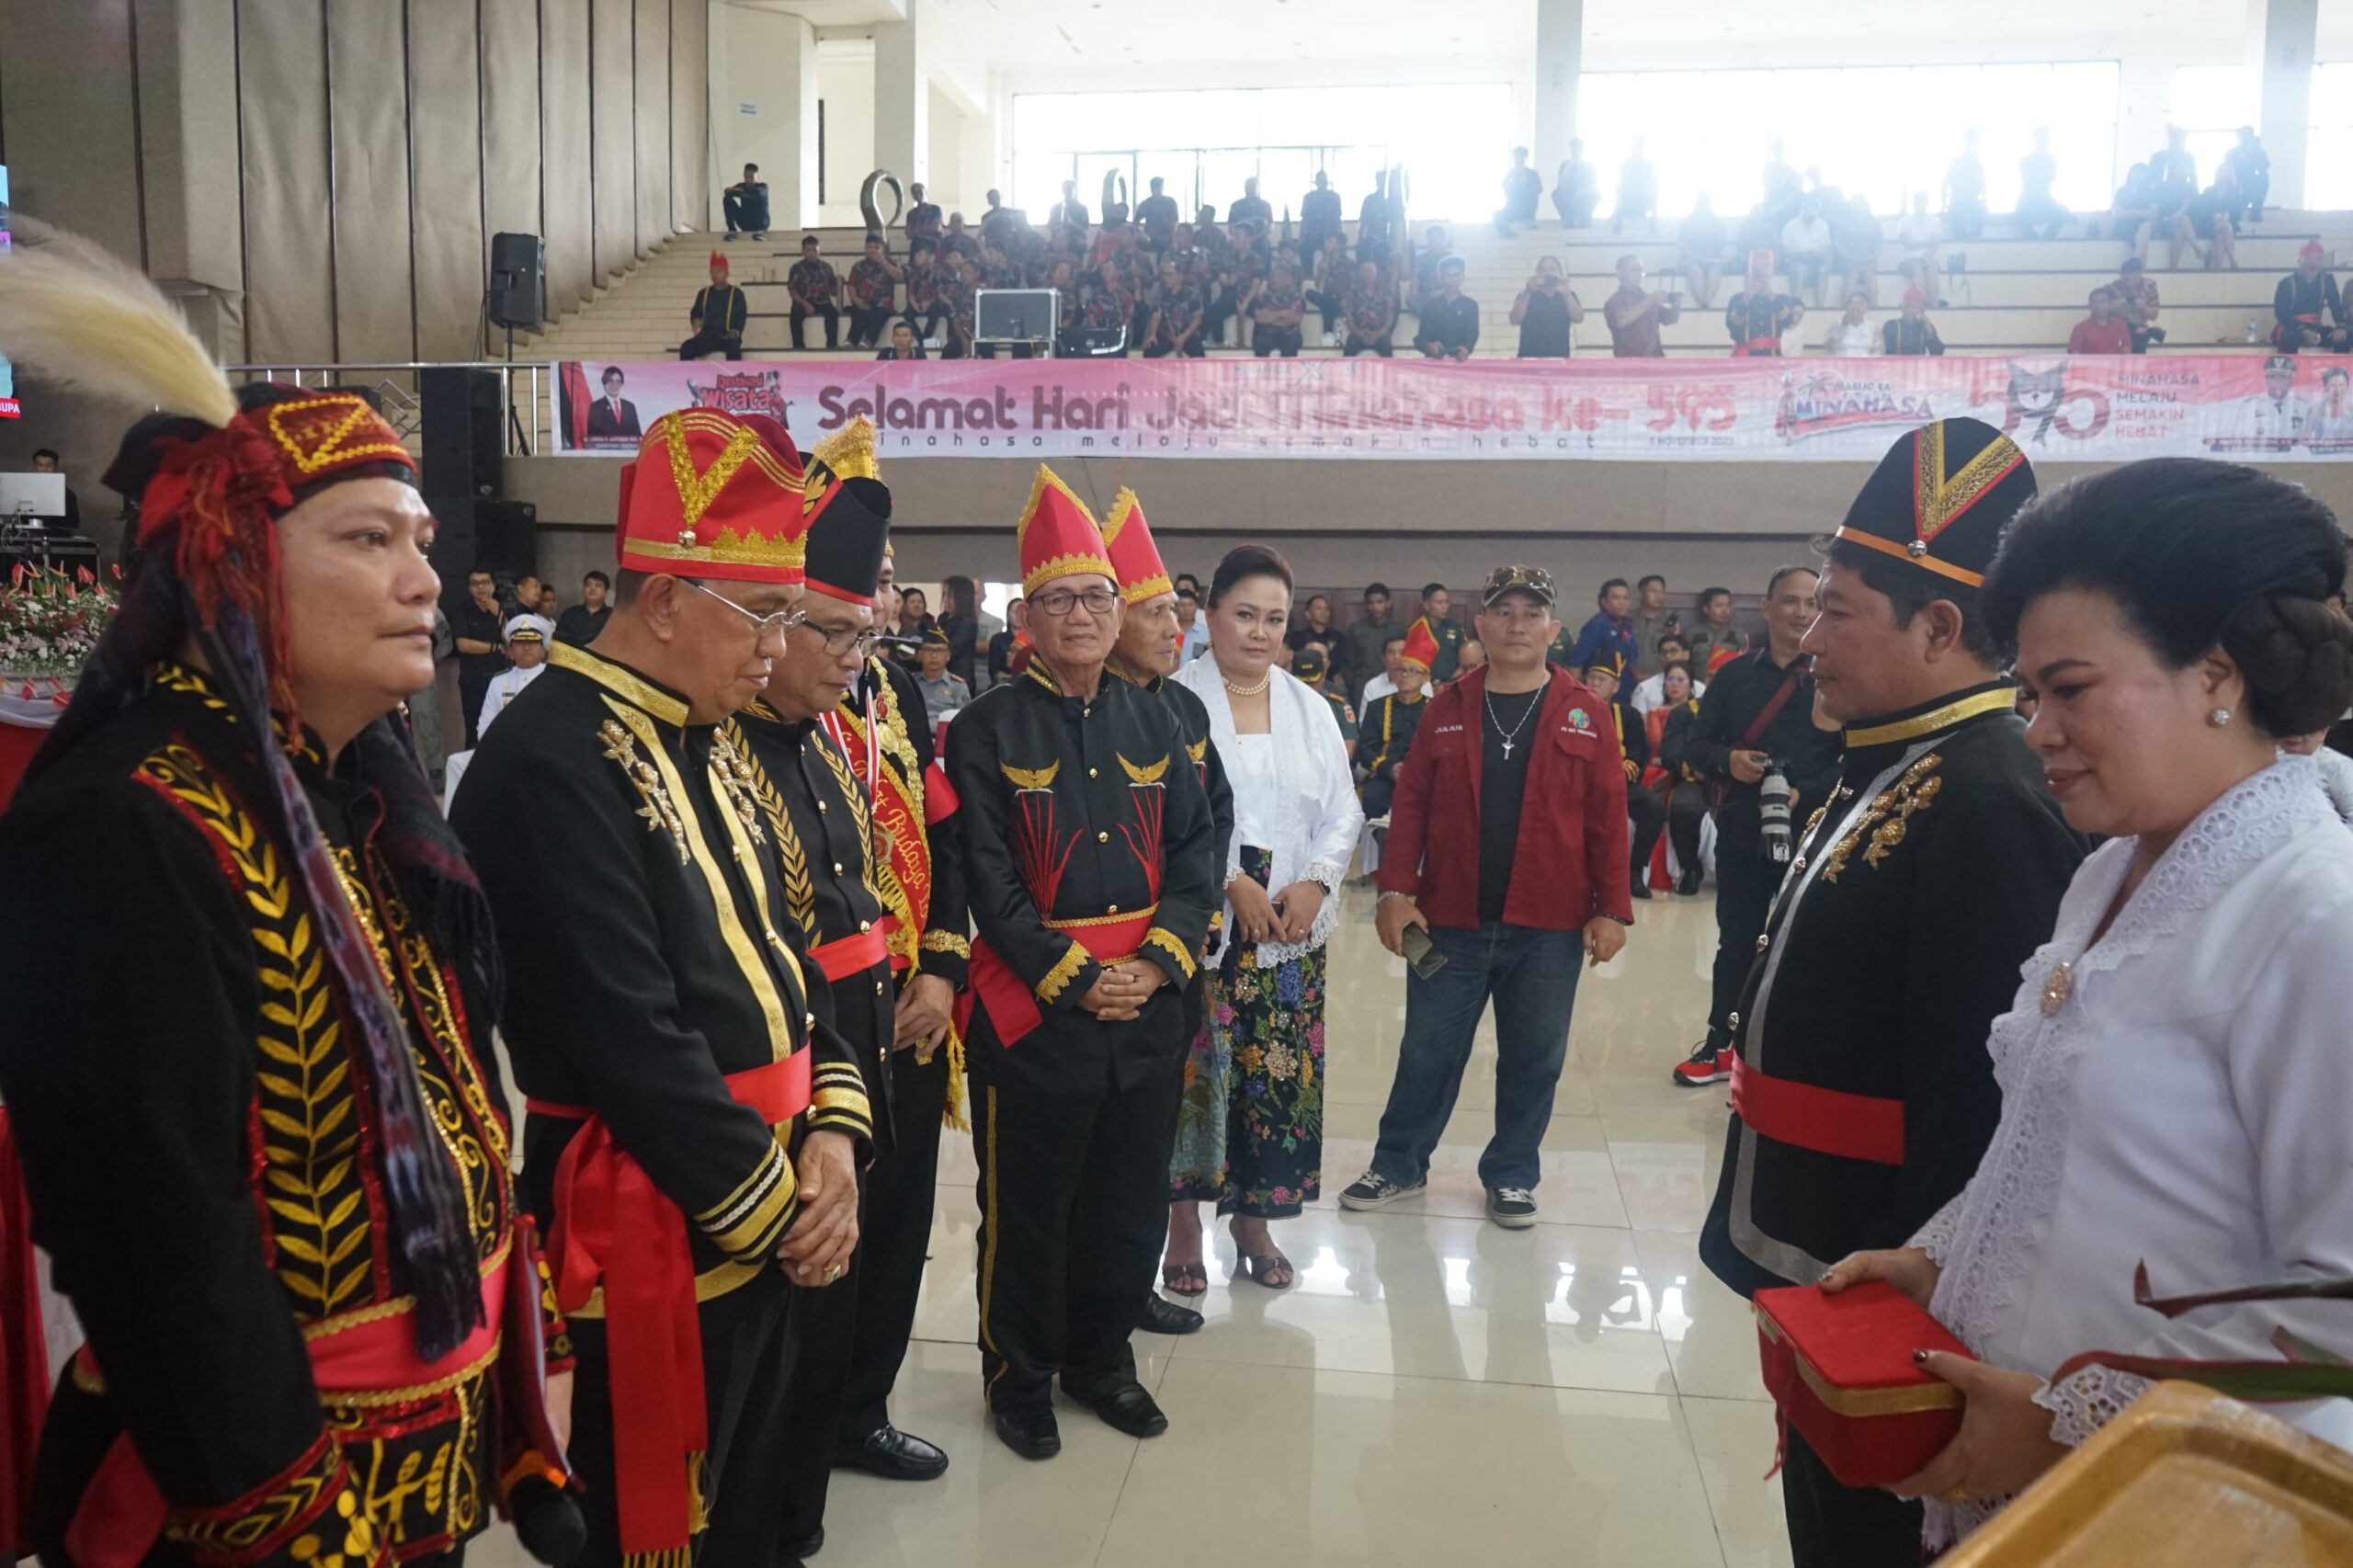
left=423, top=498, right=537, bottom=612
left=420, top=368, right=503, bottom=500
left=475, top=499, right=539, bottom=577
left=490, top=232, right=545, bottom=330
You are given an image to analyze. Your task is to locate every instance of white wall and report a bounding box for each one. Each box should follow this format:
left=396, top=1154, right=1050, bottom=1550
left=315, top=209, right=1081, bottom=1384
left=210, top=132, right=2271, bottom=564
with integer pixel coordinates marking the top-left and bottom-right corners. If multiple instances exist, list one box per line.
left=816, top=39, right=875, bottom=226
left=926, top=83, right=963, bottom=210
left=712, top=2, right=819, bottom=232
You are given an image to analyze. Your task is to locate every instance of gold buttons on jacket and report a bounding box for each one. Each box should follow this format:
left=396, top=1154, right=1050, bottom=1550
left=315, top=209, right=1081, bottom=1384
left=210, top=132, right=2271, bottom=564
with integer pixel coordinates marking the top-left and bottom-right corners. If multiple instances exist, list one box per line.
left=1756, top=934, right=1770, bottom=951
left=1089, top=767, right=1098, bottom=778
left=860, top=919, right=872, bottom=932
left=1108, top=903, right=1120, bottom=914
left=833, top=861, right=844, bottom=875
left=819, top=801, right=829, bottom=813
left=1097, top=831, right=1109, bottom=843
left=875, top=980, right=886, bottom=995
left=1728, top=1011, right=1741, bottom=1029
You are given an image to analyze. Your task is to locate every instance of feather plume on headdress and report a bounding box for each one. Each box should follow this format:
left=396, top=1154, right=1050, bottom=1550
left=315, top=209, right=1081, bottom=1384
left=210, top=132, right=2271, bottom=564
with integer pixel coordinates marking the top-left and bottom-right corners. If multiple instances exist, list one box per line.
left=1, top=222, right=487, bottom=1365
left=0, top=217, right=237, bottom=428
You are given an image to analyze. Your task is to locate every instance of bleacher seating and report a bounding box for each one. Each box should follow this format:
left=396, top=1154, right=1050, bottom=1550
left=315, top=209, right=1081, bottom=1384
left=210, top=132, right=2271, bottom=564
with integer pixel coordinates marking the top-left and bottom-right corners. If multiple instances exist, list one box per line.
left=515, top=215, right=2353, bottom=366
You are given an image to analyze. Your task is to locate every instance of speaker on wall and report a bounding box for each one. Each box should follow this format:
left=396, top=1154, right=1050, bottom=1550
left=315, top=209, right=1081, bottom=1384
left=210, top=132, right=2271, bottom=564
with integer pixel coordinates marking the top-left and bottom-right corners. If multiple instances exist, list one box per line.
left=419, top=368, right=503, bottom=500
left=490, top=232, right=545, bottom=330
left=423, top=497, right=538, bottom=614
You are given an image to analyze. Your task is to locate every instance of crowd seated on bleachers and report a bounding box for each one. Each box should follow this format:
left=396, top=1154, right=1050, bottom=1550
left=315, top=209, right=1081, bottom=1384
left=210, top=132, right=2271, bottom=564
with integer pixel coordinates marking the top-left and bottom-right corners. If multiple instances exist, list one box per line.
left=668, top=124, right=2343, bottom=365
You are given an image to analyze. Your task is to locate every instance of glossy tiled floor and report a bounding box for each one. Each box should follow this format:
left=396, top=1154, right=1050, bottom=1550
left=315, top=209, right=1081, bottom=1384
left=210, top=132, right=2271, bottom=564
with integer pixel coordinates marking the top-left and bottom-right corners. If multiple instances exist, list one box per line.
left=486, top=884, right=1791, bottom=1568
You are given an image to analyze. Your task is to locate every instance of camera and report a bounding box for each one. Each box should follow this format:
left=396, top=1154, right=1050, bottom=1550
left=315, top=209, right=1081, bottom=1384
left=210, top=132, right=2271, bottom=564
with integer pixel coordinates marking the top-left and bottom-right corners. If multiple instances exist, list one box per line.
left=1758, top=758, right=1796, bottom=866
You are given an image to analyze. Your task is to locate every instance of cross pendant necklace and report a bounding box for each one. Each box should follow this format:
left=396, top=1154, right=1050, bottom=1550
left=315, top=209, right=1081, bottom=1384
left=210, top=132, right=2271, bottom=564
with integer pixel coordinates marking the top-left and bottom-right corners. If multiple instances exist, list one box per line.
left=1485, top=689, right=1539, bottom=759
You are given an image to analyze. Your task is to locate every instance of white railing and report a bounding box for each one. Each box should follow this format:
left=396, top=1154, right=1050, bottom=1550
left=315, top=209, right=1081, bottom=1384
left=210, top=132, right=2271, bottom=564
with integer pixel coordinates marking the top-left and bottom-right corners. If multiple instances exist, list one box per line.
left=222, top=361, right=556, bottom=457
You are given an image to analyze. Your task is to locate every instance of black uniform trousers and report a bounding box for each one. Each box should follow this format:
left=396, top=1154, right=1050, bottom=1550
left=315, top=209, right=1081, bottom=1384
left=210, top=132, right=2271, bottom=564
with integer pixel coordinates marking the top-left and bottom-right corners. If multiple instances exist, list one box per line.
left=1780, top=1426, right=1924, bottom=1568
left=571, top=1267, right=801, bottom=1568
left=837, top=1044, right=949, bottom=1437
left=1665, top=786, right=1707, bottom=879
left=679, top=328, right=745, bottom=360
left=791, top=302, right=841, bottom=348
left=778, top=963, right=934, bottom=1548
left=972, top=1049, right=1186, bottom=1411
left=847, top=305, right=893, bottom=347
left=1625, top=782, right=1665, bottom=886
left=1708, top=832, right=1775, bottom=1047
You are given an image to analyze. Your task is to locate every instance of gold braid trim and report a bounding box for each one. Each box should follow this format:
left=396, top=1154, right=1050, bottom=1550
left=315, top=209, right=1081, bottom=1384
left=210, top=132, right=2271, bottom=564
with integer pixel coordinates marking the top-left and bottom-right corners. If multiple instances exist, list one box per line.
left=920, top=930, right=972, bottom=959
left=1034, top=939, right=1089, bottom=1005
left=730, top=726, right=818, bottom=940
left=1144, top=926, right=1198, bottom=982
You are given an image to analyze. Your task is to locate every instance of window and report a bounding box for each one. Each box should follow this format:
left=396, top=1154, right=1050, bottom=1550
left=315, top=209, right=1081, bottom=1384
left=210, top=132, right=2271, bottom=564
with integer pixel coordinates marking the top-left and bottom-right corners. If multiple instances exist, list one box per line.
left=2311, top=63, right=2353, bottom=209
left=1010, top=83, right=1514, bottom=224
left=1574, top=62, right=2120, bottom=220
left=2169, top=64, right=2258, bottom=190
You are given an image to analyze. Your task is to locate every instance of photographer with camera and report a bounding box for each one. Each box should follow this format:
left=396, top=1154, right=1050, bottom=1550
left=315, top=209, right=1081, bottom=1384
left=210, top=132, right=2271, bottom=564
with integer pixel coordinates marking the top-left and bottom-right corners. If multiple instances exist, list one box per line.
left=1672, top=564, right=1841, bottom=1088
left=1509, top=256, right=1585, bottom=358
left=1696, top=419, right=2085, bottom=1566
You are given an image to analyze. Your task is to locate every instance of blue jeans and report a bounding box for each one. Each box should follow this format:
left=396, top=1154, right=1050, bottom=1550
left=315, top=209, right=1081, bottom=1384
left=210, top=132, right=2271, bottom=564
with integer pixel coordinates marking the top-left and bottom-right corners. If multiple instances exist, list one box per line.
left=1370, top=923, right=1583, bottom=1193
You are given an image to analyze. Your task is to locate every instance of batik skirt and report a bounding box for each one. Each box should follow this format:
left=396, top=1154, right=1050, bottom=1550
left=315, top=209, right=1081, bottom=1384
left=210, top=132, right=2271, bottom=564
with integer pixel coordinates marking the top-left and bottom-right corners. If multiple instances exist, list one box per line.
left=1167, top=941, right=1327, bottom=1219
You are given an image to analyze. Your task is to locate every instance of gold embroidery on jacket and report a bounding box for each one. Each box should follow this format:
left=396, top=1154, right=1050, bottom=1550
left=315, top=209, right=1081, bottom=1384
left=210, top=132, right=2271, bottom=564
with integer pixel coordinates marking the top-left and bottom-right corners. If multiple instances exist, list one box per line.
left=600, top=716, right=688, bottom=863
left=1821, top=755, right=1943, bottom=882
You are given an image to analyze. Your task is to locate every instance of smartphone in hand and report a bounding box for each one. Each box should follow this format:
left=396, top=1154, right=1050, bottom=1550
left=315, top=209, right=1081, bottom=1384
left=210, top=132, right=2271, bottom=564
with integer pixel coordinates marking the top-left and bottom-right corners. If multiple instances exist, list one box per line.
left=1399, top=923, right=1448, bottom=979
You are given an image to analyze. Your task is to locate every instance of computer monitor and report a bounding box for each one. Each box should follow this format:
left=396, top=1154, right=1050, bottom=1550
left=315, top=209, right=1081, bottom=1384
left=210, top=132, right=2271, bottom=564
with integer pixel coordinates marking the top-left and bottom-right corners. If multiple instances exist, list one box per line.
left=0, top=473, right=67, bottom=523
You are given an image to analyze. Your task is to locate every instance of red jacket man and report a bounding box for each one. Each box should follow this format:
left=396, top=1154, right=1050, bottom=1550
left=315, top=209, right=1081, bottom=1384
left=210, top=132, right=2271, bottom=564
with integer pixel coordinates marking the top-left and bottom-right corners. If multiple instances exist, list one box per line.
left=1341, top=564, right=1633, bottom=1230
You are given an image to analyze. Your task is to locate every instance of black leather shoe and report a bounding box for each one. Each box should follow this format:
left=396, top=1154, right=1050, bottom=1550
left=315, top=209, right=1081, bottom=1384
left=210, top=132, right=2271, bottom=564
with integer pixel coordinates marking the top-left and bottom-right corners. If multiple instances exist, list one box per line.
left=992, top=1405, right=1062, bottom=1460
left=834, top=1424, right=949, bottom=1481
left=782, top=1527, right=824, bottom=1560
left=1069, top=1378, right=1168, bottom=1438
left=1140, top=1294, right=1205, bottom=1335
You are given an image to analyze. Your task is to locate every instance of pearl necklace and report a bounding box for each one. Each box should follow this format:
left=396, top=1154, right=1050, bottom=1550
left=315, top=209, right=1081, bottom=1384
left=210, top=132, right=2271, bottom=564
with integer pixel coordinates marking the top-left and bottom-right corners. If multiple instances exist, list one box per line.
left=1222, top=670, right=1272, bottom=698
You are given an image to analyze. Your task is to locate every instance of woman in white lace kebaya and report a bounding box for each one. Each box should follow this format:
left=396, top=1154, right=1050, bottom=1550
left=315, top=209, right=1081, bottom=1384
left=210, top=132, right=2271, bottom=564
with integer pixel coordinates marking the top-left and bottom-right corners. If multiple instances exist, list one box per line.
left=1820, top=458, right=2353, bottom=1552
left=1163, top=546, right=1363, bottom=1292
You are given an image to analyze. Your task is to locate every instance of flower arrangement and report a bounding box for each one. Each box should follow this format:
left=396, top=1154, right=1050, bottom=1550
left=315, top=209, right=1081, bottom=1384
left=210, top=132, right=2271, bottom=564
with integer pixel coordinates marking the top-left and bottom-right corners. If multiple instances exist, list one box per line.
left=0, top=561, right=119, bottom=699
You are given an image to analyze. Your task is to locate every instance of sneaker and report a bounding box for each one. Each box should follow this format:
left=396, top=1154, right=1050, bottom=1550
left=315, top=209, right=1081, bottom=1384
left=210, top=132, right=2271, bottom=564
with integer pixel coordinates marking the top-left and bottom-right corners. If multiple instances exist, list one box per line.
left=1322, top=330, right=1338, bottom=347
left=724, top=231, right=741, bottom=241
left=1487, top=1187, right=1539, bottom=1229
left=1673, top=1039, right=1733, bottom=1088
left=1338, top=1171, right=1426, bottom=1211
left=754, top=230, right=768, bottom=242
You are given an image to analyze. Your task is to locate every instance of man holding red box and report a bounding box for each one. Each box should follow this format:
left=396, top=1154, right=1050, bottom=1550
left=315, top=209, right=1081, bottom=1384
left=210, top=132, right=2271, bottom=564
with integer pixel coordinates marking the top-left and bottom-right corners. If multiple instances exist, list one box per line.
left=1697, top=416, right=2084, bottom=1565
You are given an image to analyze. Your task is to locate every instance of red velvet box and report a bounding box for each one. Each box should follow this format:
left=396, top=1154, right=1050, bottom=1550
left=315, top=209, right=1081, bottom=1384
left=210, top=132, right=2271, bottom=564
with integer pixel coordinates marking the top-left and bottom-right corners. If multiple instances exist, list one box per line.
left=1754, top=1281, right=1972, bottom=1488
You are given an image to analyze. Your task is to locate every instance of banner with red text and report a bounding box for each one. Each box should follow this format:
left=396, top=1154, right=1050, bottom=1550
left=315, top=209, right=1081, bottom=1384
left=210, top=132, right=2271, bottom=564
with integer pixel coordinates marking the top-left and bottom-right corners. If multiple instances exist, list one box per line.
left=552, top=354, right=2353, bottom=461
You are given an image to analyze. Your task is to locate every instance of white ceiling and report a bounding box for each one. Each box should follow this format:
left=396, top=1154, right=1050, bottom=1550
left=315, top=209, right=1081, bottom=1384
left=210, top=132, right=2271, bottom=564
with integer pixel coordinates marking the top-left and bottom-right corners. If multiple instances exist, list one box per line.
left=888, top=0, right=2252, bottom=70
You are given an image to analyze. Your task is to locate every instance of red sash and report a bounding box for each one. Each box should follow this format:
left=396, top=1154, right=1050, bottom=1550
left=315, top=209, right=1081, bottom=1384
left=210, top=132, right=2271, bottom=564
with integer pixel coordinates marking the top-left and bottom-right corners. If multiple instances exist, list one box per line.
left=526, top=1055, right=809, bottom=1558
left=64, top=1250, right=513, bottom=1568
left=808, top=927, right=890, bottom=983
left=1733, top=336, right=1782, bottom=358
left=1731, top=1056, right=1905, bottom=1165
left=957, top=909, right=1155, bottom=1047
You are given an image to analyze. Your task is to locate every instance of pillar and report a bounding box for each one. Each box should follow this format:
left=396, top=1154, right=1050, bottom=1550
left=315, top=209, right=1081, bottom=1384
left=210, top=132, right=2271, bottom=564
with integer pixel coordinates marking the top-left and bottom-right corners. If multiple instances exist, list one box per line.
left=2254, top=0, right=2317, bottom=210
left=1532, top=0, right=1584, bottom=195
left=713, top=2, right=818, bottom=232
left=2115, top=52, right=2175, bottom=188
left=873, top=0, right=927, bottom=195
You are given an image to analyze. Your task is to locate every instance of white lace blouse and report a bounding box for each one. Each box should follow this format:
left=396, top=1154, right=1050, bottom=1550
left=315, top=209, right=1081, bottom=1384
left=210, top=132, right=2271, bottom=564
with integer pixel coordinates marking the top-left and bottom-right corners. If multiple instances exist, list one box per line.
left=1912, top=756, right=2353, bottom=1547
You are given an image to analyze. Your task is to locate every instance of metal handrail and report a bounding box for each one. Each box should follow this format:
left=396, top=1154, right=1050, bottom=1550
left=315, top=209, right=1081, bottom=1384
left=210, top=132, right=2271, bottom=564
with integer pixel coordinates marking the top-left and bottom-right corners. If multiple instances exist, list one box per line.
left=222, top=360, right=553, bottom=457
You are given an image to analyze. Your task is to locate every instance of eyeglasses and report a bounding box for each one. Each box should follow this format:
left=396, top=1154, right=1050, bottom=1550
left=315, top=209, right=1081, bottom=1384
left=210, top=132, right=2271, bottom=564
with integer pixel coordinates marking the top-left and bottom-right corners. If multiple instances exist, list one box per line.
left=682, top=577, right=804, bottom=641
left=792, top=619, right=881, bottom=659
left=1033, top=586, right=1120, bottom=618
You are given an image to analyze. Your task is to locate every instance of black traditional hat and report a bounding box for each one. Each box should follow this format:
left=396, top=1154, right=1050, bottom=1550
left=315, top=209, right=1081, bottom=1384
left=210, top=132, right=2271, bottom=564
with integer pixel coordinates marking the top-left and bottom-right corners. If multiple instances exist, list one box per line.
left=920, top=625, right=951, bottom=650
left=1293, top=643, right=1330, bottom=680
left=801, top=415, right=892, bottom=603
left=1832, top=416, right=2035, bottom=593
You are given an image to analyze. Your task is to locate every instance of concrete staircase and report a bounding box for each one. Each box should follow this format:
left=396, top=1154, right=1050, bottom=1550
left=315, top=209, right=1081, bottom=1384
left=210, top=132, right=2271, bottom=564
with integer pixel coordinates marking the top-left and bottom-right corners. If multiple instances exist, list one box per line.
left=507, top=215, right=2353, bottom=366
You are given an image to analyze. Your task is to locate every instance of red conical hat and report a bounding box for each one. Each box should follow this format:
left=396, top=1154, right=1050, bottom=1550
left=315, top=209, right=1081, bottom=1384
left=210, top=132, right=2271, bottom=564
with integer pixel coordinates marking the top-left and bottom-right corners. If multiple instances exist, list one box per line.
left=1399, top=617, right=1440, bottom=672
left=1016, top=465, right=1114, bottom=597
left=614, top=408, right=807, bottom=585
left=1099, top=485, right=1172, bottom=605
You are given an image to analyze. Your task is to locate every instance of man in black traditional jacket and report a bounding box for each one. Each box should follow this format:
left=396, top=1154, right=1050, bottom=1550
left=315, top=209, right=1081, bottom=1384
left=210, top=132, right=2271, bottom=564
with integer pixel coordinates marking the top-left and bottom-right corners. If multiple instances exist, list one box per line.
left=1697, top=417, right=2086, bottom=1567
left=723, top=422, right=964, bottom=1556
left=949, top=467, right=1220, bottom=1460
left=454, top=407, right=873, bottom=1568
left=1100, top=484, right=1229, bottom=1324
left=0, top=244, right=570, bottom=1568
